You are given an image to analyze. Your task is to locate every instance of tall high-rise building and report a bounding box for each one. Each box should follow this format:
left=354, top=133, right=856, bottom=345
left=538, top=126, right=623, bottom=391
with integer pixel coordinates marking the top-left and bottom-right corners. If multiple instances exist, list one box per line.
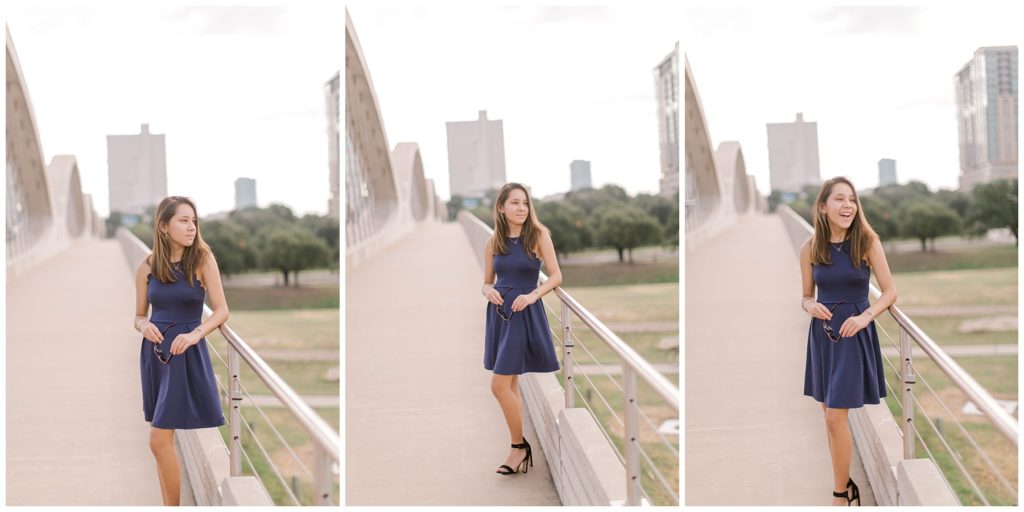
left=878, top=159, right=897, bottom=187
left=655, top=42, right=680, bottom=198
left=570, top=160, right=592, bottom=191
left=955, top=46, right=1018, bottom=192
left=766, top=113, right=821, bottom=195
left=234, top=177, right=257, bottom=210
left=446, top=110, right=507, bottom=199
left=326, top=72, right=341, bottom=218
left=107, top=124, right=167, bottom=217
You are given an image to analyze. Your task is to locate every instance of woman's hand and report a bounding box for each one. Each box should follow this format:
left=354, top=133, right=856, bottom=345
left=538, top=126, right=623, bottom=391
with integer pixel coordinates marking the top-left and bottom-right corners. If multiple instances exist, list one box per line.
left=482, top=285, right=503, bottom=306
left=839, top=313, right=872, bottom=338
left=511, top=291, right=540, bottom=312
left=170, top=330, right=202, bottom=355
left=805, top=302, right=833, bottom=321
left=140, top=321, right=163, bottom=345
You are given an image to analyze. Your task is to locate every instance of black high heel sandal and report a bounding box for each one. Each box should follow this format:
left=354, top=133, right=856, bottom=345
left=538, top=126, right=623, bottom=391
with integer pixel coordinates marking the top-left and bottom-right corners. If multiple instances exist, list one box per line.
left=847, top=478, right=861, bottom=506
left=496, top=437, right=533, bottom=475
left=832, top=478, right=860, bottom=506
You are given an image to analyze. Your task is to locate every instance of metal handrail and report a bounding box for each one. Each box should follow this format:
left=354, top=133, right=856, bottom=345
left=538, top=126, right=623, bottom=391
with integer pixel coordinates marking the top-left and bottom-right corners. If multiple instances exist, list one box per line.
left=120, top=229, right=340, bottom=505
left=778, top=204, right=1018, bottom=447
left=460, top=212, right=680, bottom=506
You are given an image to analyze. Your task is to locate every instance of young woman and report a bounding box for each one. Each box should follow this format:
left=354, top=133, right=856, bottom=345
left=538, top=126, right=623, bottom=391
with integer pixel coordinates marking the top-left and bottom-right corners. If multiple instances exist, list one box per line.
left=800, top=177, right=897, bottom=506
left=481, top=183, right=562, bottom=475
left=133, top=196, right=228, bottom=505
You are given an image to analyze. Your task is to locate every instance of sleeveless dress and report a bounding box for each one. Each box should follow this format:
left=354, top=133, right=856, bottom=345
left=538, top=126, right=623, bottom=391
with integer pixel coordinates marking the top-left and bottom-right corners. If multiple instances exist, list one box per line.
left=484, top=236, right=561, bottom=375
left=140, top=263, right=225, bottom=429
left=803, top=239, right=887, bottom=409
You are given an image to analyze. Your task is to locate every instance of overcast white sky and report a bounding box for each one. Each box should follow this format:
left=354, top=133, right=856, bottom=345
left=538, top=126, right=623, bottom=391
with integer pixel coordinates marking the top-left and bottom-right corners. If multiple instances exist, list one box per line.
left=347, top=3, right=680, bottom=201
left=6, top=4, right=341, bottom=217
left=684, top=3, right=1023, bottom=194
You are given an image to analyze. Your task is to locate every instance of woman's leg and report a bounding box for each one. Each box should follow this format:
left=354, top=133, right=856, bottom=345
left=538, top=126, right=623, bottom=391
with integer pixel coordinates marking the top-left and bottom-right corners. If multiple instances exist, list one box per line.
left=824, top=407, right=852, bottom=505
left=491, top=373, right=526, bottom=470
left=150, top=427, right=181, bottom=505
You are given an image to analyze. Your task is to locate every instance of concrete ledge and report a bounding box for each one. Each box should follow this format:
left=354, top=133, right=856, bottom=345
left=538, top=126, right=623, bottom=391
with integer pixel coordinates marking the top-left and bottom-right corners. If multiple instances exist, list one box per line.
left=521, top=372, right=626, bottom=506
left=897, top=459, right=960, bottom=505
left=176, top=428, right=231, bottom=506
left=222, top=476, right=274, bottom=506
left=850, top=404, right=903, bottom=505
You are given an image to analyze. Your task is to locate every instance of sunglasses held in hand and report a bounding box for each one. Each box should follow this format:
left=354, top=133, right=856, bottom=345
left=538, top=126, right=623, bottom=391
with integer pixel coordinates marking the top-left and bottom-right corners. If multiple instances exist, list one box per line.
left=152, top=322, right=181, bottom=364
left=822, top=300, right=846, bottom=343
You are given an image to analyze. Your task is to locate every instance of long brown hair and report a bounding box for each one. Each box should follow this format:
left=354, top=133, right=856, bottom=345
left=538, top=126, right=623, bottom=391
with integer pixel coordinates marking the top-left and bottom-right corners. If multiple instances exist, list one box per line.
left=490, top=182, right=547, bottom=259
left=150, top=196, right=209, bottom=286
left=811, top=176, right=877, bottom=268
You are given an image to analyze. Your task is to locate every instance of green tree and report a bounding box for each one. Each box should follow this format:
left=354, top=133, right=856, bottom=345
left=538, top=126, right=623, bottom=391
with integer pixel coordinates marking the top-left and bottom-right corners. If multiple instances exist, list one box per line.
left=935, top=189, right=971, bottom=219
left=105, top=211, right=123, bottom=238
left=229, top=203, right=295, bottom=234
left=594, top=205, right=662, bottom=263
left=129, top=222, right=154, bottom=247
left=767, top=190, right=783, bottom=213
left=633, top=193, right=676, bottom=227
left=446, top=195, right=465, bottom=221
left=201, top=220, right=254, bottom=277
left=258, top=228, right=331, bottom=286
left=565, top=186, right=628, bottom=215
left=860, top=194, right=898, bottom=242
left=664, top=200, right=679, bottom=248
left=897, top=199, right=961, bottom=252
left=966, top=179, right=1018, bottom=245
left=299, top=214, right=340, bottom=269
left=535, top=200, right=591, bottom=258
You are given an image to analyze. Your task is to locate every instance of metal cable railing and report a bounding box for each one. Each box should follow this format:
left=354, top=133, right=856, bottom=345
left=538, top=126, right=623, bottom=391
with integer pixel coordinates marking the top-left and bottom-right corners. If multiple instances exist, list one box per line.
left=876, top=321, right=1017, bottom=501
left=778, top=204, right=1018, bottom=505
left=120, top=228, right=340, bottom=505
left=459, top=212, right=680, bottom=506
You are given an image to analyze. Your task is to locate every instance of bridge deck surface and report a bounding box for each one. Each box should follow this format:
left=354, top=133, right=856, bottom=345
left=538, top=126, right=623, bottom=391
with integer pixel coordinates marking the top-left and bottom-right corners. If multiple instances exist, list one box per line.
left=346, top=222, right=561, bottom=506
left=685, top=214, right=875, bottom=505
left=7, top=239, right=162, bottom=505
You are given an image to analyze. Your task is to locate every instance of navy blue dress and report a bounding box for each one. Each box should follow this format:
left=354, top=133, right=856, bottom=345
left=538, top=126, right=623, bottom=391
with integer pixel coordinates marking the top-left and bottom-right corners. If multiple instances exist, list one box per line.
left=804, top=239, right=887, bottom=409
left=484, top=237, right=561, bottom=375
left=141, top=263, right=225, bottom=429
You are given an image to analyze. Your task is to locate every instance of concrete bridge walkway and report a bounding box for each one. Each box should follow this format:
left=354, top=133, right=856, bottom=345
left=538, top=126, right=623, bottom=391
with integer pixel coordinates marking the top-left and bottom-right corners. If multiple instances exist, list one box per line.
left=346, top=222, right=561, bottom=506
left=7, top=238, right=162, bottom=505
left=685, top=214, right=876, bottom=506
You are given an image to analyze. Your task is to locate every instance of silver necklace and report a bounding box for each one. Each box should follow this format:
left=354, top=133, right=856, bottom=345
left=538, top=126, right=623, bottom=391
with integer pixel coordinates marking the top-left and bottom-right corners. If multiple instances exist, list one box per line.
left=510, top=234, right=522, bottom=245
left=830, top=240, right=844, bottom=252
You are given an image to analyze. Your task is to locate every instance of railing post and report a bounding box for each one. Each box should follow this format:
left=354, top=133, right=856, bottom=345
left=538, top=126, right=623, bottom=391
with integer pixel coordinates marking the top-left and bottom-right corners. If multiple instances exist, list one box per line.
left=562, top=300, right=574, bottom=409
left=900, top=327, right=916, bottom=459
left=314, top=447, right=333, bottom=505
left=228, top=343, right=242, bottom=476
left=623, top=364, right=641, bottom=505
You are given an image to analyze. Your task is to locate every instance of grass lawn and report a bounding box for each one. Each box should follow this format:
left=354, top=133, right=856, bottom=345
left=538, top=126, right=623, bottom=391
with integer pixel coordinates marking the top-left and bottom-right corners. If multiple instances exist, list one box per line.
left=215, top=309, right=340, bottom=351
left=885, top=243, right=1017, bottom=273
left=555, top=283, right=679, bottom=323
left=873, top=315, right=1017, bottom=347
left=225, top=285, right=339, bottom=310
left=880, top=267, right=1017, bottom=307
left=557, top=261, right=678, bottom=287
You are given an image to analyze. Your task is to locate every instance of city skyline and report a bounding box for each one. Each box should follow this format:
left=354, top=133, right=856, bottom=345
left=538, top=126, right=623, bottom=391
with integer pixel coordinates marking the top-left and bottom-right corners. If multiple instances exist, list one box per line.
left=5, top=5, right=341, bottom=218
left=347, top=4, right=680, bottom=201
left=684, top=4, right=1023, bottom=194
